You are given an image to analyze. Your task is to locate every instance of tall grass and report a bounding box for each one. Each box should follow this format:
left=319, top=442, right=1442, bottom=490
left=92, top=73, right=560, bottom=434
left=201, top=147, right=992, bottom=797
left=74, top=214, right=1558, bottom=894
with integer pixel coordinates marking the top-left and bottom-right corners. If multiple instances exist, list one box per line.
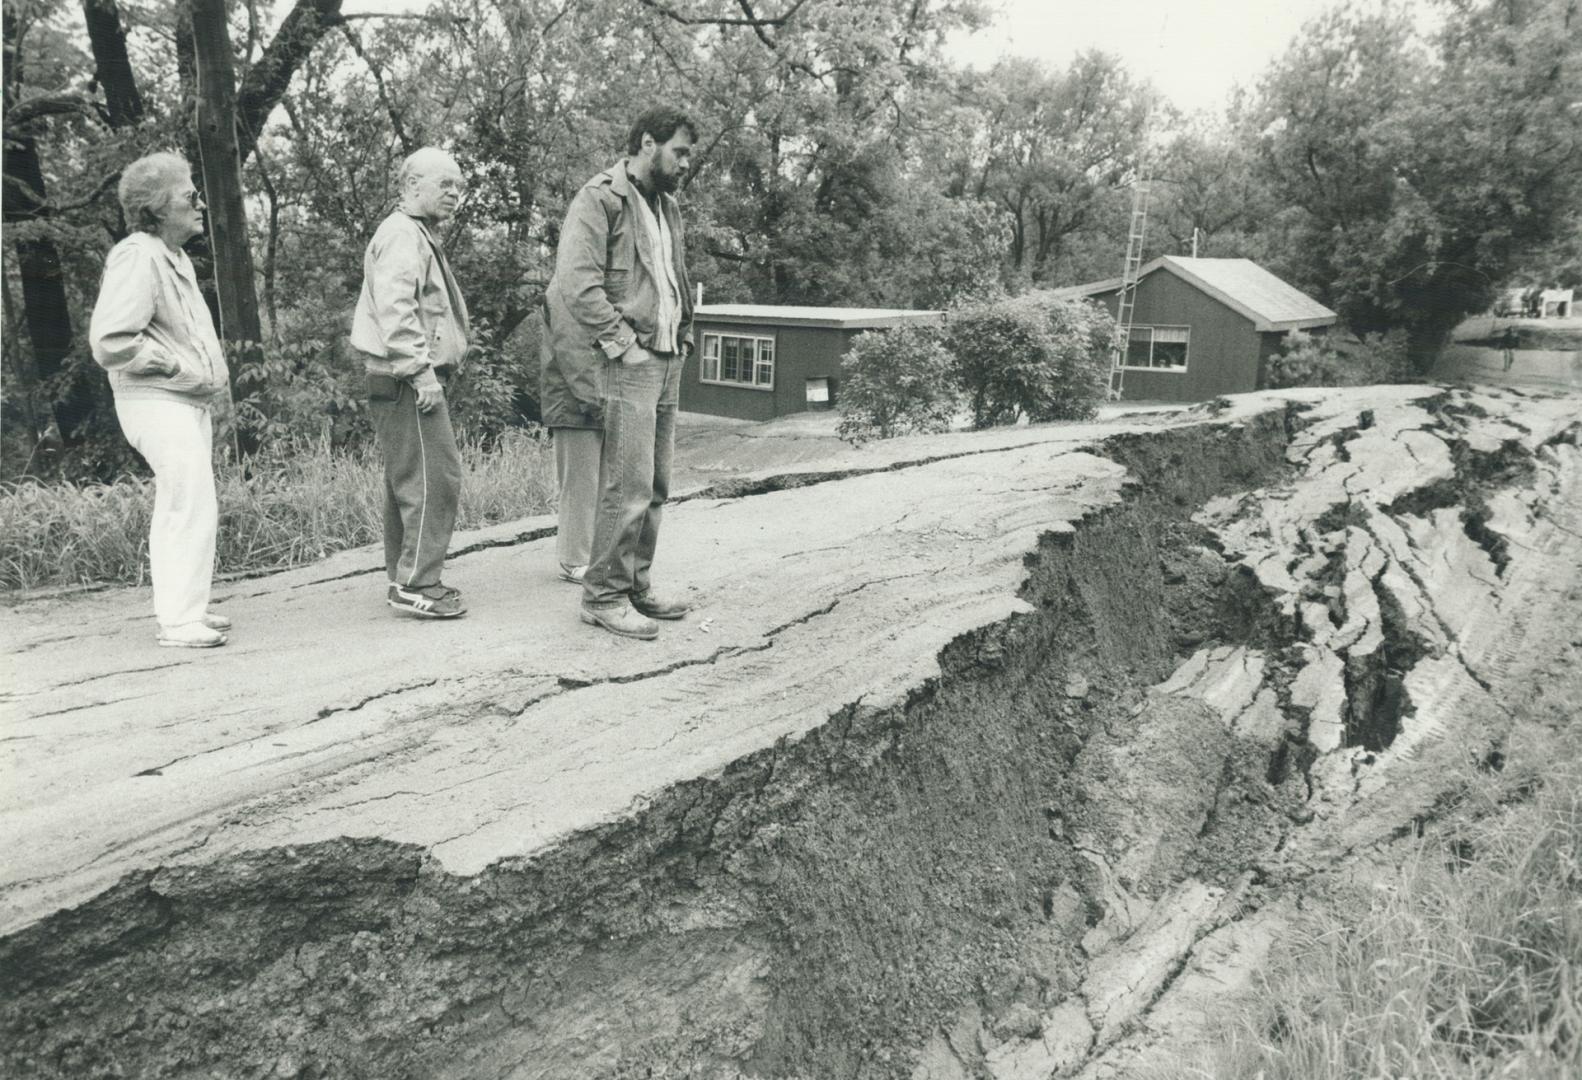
left=0, top=428, right=556, bottom=592
left=1168, top=749, right=1582, bottom=1080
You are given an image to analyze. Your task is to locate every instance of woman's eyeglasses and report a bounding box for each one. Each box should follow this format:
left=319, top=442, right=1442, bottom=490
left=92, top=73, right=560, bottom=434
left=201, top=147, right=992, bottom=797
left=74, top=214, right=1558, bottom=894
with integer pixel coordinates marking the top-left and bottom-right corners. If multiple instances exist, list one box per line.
left=182, top=189, right=206, bottom=209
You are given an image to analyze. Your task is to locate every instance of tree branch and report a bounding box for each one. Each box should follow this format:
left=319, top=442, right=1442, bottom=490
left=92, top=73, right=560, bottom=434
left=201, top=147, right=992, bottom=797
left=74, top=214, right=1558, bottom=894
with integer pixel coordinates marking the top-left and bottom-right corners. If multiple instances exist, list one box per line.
left=635, top=0, right=808, bottom=31
left=235, top=0, right=344, bottom=166
left=337, top=22, right=413, bottom=155
left=4, top=167, right=120, bottom=212
left=3, top=91, right=101, bottom=130
left=337, top=11, right=470, bottom=21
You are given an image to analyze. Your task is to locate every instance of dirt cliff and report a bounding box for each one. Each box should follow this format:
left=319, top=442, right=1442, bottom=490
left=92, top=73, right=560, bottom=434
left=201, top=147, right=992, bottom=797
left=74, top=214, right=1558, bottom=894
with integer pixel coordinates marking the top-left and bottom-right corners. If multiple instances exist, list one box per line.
left=2, top=386, right=1578, bottom=1079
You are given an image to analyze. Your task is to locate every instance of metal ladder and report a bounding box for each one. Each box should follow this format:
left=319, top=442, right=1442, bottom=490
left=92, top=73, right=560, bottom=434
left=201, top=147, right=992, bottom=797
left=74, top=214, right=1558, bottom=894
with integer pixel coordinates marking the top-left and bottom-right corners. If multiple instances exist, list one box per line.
left=1108, top=178, right=1152, bottom=400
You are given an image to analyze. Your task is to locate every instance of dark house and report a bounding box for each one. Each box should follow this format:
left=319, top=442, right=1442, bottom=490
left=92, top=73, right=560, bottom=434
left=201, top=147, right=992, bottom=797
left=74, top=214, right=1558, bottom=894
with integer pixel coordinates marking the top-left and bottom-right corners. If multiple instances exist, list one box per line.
left=682, top=304, right=943, bottom=421
left=1055, top=256, right=1338, bottom=402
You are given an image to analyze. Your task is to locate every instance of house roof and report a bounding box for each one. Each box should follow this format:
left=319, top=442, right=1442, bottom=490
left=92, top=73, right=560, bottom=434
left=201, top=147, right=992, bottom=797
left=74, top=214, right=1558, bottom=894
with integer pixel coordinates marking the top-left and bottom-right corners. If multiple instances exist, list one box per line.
left=696, top=304, right=944, bottom=330
left=1053, top=257, right=1338, bottom=332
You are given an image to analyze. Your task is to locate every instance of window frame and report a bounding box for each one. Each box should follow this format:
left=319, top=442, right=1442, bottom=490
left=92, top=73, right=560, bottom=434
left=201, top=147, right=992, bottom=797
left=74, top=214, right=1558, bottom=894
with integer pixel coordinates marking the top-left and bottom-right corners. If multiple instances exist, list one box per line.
left=700, top=331, right=777, bottom=391
left=1119, top=324, right=1191, bottom=373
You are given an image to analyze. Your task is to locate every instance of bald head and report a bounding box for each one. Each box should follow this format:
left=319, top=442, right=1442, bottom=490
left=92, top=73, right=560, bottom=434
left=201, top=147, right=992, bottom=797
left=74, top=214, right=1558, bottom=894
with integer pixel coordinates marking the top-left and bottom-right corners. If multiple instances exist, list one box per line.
left=398, top=147, right=463, bottom=223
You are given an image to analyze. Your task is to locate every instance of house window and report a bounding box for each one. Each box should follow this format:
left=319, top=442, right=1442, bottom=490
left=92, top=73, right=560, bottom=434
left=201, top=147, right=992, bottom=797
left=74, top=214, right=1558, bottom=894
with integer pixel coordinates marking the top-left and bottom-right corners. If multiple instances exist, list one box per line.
left=1122, top=325, right=1189, bottom=371
left=701, top=332, right=775, bottom=390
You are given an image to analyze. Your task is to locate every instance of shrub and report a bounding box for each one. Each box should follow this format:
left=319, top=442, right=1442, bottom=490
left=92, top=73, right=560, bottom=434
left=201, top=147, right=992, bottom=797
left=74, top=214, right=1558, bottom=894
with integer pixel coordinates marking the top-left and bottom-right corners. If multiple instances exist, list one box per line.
left=945, top=293, right=1113, bottom=428
left=1266, top=329, right=1414, bottom=389
left=225, top=335, right=369, bottom=456
left=836, top=324, right=961, bottom=444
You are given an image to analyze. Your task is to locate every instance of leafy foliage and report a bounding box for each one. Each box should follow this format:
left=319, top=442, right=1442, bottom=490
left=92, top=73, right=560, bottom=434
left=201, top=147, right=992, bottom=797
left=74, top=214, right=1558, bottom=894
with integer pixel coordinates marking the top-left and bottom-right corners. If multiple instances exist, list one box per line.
left=1265, top=329, right=1413, bottom=390
left=945, top=293, right=1113, bottom=428
left=4, top=0, right=1580, bottom=490
left=1252, top=0, right=1582, bottom=367
left=835, top=324, right=960, bottom=445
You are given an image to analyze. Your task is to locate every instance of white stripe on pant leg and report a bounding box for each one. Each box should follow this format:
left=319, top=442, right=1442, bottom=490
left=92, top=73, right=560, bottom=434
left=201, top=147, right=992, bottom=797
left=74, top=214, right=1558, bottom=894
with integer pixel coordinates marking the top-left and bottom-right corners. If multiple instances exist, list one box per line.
left=408, top=392, right=430, bottom=588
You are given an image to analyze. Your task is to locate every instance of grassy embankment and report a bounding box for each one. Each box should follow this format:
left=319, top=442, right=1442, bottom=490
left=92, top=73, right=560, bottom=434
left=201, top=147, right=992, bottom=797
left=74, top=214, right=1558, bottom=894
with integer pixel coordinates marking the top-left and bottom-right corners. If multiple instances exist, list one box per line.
left=1167, top=723, right=1581, bottom=1080
left=0, top=429, right=555, bottom=593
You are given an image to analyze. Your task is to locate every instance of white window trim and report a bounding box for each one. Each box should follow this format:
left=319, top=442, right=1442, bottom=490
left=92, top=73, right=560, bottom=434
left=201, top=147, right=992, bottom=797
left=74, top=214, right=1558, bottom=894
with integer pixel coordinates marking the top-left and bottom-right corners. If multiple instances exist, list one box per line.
left=700, top=331, right=776, bottom=391
left=1120, top=324, right=1191, bottom=373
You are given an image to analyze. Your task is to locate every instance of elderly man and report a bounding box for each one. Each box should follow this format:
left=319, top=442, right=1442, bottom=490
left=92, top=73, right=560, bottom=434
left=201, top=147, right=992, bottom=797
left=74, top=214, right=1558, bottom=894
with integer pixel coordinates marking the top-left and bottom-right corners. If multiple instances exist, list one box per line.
left=543, top=106, right=698, bottom=641
left=351, top=146, right=471, bottom=618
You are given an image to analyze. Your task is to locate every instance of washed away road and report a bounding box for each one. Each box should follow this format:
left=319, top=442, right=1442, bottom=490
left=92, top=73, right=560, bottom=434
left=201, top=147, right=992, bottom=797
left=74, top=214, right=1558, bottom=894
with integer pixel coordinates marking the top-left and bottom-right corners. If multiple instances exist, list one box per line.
left=2, top=385, right=1579, bottom=1080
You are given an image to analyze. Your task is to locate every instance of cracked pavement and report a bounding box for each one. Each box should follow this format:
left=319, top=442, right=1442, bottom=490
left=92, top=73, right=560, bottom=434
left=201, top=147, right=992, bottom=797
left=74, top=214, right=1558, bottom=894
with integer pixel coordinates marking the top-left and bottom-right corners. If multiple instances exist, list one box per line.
left=4, top=385, right=1579, bottom=1080
left=1, top=411, right=1145, bottom=935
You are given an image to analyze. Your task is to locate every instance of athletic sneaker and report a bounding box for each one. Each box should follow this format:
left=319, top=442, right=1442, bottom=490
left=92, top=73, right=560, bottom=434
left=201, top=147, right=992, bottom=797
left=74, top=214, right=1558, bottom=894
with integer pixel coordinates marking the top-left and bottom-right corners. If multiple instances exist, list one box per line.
left=559, top=564, right=588, bottom=584
left=387, top=583, right=467, bottom=619
left=158, top=622, right=227, bottom=648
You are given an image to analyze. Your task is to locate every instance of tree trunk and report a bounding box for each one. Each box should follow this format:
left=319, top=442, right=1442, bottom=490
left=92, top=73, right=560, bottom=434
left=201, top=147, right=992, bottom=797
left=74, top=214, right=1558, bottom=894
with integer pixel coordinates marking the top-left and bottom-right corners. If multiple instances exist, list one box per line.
left=3, top=10, right=92, bottom=445
left=188, top=0, right=263, bottom=451
left=81, top=0, right=144, bottom=128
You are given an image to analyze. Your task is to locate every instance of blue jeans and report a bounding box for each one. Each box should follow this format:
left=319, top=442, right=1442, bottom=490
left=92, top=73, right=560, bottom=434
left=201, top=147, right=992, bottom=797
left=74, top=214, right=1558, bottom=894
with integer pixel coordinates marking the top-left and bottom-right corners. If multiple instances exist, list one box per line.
left=583, top=349, right=682, bottom=609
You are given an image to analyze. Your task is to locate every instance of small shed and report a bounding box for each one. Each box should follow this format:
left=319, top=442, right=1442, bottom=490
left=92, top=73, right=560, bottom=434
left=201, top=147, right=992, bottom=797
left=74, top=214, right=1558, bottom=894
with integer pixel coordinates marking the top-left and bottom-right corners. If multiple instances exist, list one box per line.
left=1054, top=256, right=1338, bottom=402
left=1539, top=288, right=1574, bottom=318
left=682, top=304, right=944, bottom=421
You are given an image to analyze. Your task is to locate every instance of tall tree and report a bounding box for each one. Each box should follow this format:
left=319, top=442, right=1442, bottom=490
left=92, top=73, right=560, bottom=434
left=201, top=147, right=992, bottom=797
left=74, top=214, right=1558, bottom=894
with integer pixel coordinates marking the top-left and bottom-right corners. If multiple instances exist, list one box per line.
left=81, top=0, right=142, bottom=128
left=3, top=5, right=94, bottom=444
left=1149, top=108, right=1271, bottom=261
left=956, top=53, right=1150, bottom=284
left=188, top=0, right=263, bottom=405
left=1253, top=0, right=1582, bottom=364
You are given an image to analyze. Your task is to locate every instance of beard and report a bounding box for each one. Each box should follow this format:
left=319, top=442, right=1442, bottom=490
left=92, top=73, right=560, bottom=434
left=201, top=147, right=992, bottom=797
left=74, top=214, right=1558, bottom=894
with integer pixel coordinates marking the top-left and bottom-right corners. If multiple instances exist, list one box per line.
left=652, top=158, right=684, bottom=194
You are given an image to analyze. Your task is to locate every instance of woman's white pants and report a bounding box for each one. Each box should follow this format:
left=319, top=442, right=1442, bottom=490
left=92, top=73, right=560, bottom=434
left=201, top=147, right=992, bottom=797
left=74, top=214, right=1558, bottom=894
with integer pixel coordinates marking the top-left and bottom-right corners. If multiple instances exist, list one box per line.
left=114, top=398, right=217, bottom=628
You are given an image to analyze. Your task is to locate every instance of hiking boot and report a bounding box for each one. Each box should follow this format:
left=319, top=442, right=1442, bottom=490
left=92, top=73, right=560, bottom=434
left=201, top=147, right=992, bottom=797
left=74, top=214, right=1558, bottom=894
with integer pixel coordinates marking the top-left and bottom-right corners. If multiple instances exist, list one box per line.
left=158, top=621, right=227, bottom=649
left=631, top=589, right=691, bottom=620
left=388, top=583, right=467, bottom=619
left=202, top=611, right=232, bottom=632
left=580, top=602, right=659, bottom=640
left=559, top=564, right=588, bottom=584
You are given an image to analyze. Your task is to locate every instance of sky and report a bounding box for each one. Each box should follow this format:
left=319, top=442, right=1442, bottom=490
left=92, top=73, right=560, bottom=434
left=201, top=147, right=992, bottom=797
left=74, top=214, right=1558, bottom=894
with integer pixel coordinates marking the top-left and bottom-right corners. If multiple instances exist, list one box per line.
left=944, top=0, right=1357, bottom=115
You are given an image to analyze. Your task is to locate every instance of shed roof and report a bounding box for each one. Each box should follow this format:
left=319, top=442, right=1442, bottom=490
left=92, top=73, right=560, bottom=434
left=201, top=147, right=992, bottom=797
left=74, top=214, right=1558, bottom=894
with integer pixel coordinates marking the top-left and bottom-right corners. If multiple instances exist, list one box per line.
left=696, top=304, right=944, bottom=329
left=1054, top=257, right=1337, bottom=332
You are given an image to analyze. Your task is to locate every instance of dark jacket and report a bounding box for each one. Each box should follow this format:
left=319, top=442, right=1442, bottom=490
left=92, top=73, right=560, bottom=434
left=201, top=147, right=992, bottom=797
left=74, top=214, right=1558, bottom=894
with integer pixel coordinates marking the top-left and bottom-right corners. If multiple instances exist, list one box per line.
left=540, top=160, right=694, bottom=429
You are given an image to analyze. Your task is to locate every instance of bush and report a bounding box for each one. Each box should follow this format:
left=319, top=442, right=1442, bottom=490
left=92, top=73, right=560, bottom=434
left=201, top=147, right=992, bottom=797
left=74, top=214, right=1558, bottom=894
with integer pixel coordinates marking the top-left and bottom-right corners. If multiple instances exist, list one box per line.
left=945, top=293, right=1113, bottom=428
left=225, top=336, right=369, bottom=456
left=836, top=324, right=961, bottom=444
left=1266, top=329, right=1414, bottom=389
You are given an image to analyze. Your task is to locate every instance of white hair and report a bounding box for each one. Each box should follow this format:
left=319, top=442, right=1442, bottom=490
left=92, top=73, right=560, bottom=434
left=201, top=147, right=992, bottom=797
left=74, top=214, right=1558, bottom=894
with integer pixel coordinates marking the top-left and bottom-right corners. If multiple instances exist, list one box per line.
left=118, top=152, right=192, bottom=234
left=397, top=147, right=459, bottom=191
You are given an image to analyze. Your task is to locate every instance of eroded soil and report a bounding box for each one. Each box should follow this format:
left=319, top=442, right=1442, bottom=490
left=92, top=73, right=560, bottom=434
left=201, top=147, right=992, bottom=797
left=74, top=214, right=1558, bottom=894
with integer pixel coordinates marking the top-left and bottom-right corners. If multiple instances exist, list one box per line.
left=1, top=386, right=1578, bottom=1079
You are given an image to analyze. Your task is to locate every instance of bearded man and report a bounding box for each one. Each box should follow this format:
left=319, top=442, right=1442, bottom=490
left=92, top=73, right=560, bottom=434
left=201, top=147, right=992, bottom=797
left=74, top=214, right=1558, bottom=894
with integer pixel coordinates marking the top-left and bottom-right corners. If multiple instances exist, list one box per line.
left=542, top=107, right=698, bottom=640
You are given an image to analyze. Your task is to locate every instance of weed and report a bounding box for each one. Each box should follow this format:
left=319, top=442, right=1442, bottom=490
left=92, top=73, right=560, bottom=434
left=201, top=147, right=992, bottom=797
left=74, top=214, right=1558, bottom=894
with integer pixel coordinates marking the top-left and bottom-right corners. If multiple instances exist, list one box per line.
left=1165, top=739, right=1582, bottom=1079
left=0, top=428, right=556, bottom=592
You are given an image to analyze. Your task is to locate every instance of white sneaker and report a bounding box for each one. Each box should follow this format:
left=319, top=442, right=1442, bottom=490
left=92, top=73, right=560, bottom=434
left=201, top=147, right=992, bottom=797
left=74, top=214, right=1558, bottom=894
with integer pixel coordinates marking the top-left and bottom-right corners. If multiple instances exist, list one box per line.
left=202, top=611, right=232, bottom=632
left=158, top=622, right=227, bottom=649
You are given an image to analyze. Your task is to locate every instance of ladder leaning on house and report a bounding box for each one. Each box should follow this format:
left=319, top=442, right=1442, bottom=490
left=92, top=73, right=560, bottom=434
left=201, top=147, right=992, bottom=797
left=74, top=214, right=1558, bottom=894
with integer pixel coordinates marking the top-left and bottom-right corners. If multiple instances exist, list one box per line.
left=1108, top=178, right=1152, bottom=400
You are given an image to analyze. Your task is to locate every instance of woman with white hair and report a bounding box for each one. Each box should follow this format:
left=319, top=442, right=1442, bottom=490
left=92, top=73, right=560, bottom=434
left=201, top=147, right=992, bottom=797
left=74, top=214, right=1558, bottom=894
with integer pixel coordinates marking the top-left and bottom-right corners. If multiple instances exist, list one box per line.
left=89, top=152, right=232, bottom=648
